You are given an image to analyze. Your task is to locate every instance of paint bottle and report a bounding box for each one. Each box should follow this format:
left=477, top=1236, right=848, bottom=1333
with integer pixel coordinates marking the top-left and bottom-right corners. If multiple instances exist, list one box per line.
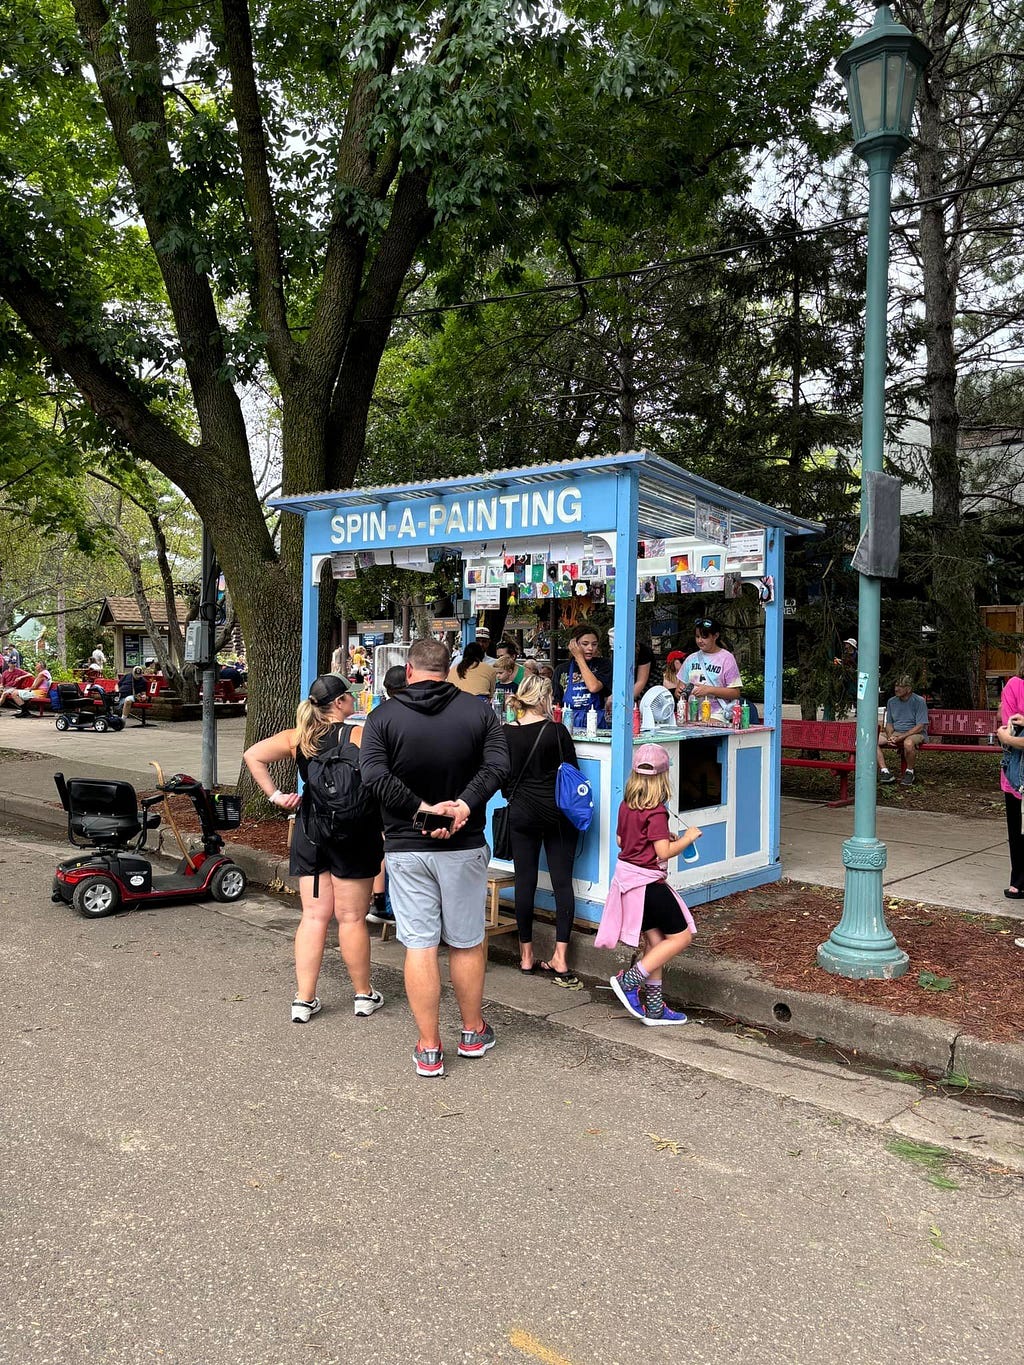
left=700, top=697, right=712, bottom=724
left=505, top=699, right=517, bottom=723
left=553, top=704, right=563, bottom=724
left=688, top=693, right=699, bottom=723
left=675, top=696, right=687, bottom=727
left=585, top=706, right=598, bottom=737
left=491, top=695, right=504, bottom=723
left=731, top=700, right=743, bottom=728
left=741, top=699, right=750, bottom=729
left=632, top=704, right=641, bottom=736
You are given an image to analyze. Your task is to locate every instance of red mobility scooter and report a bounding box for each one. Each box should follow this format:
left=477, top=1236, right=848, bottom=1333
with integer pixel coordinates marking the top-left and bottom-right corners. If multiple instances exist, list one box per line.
left=52, top=761, right=247, bottom=917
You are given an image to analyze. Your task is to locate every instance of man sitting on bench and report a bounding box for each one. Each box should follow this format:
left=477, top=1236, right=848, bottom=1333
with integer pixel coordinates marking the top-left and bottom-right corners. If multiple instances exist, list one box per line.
left=1, top=664, right=52, bottom=717
left=877, top=676, right=928, bottom=787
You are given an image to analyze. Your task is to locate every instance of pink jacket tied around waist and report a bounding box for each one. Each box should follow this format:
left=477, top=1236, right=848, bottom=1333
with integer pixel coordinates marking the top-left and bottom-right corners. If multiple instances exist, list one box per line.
left=596, top=859, right=696, bottom=949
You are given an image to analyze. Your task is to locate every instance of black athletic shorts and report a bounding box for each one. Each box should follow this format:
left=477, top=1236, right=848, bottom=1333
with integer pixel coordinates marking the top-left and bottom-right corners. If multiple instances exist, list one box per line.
left=640, top=879, right=691, bottom=936
left=289, top=812, right=383, bottom=882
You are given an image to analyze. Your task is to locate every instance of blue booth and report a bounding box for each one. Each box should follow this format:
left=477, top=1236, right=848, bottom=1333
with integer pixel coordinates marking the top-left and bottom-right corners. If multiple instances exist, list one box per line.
left=272, top=453, right=818, bottom=921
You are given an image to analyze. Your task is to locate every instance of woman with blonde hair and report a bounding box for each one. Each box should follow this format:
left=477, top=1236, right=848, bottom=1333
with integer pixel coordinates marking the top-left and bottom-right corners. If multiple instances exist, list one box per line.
left=244, top=674, right=384, bottom=1023
left=503, top=674, right=581, bottom=986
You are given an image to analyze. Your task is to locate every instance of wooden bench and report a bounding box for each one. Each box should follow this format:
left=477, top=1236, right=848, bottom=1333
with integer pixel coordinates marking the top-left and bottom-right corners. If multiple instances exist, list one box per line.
left=781, top=719, right=857, bottom=807
left=380, top=868, right=518, bottom=945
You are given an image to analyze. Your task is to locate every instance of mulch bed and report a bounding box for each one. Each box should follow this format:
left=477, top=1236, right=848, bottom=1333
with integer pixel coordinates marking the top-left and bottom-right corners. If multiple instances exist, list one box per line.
left=27, top=768, right=1022, bottom=1044
left=699, top=880, right=1024, bottom=1044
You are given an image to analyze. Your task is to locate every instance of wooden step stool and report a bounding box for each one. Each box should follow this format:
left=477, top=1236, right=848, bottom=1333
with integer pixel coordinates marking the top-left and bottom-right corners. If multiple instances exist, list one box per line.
left=379, top=867, right=517, bottom=944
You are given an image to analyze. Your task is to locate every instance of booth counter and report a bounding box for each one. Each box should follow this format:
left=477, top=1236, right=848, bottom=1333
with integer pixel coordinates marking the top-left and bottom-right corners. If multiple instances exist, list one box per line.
left=487, top=721, right=774, bottom=919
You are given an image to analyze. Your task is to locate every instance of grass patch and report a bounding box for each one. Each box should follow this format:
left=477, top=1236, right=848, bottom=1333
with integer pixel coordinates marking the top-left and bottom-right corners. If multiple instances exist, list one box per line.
left=886, top=1137, right=960, bottom=1189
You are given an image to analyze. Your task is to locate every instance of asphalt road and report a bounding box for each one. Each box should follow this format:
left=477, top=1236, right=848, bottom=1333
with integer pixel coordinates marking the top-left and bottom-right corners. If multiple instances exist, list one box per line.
left=2, top=822, right=1023, bottom=1365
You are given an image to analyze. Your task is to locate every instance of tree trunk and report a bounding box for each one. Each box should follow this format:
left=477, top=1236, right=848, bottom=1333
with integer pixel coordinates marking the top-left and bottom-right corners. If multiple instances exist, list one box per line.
left=916, top=37, right=979, bottom=706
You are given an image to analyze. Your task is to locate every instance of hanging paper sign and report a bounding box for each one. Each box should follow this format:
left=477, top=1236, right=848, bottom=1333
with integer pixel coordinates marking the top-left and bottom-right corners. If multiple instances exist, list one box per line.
left=474, top=586, right=502, bottom=608
left=331, top=553, right=357, bottom=579
left=695, top=500, right=730, bottom=545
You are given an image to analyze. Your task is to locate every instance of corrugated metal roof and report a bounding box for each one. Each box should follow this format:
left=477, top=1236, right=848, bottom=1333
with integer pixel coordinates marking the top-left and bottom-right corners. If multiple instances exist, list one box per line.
left=271, top=451, right=821, bottom=537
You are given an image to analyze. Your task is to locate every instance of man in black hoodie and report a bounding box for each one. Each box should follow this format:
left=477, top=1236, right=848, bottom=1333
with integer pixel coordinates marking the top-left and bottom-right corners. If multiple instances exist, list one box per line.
left=359, top=638, right=510, bottom=1078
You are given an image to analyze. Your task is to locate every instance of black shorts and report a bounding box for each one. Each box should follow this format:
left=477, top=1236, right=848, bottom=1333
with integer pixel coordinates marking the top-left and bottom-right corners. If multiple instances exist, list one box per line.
left=289, top=815, right=383, bottom=882
left=641, top=880, right=691, bottom=936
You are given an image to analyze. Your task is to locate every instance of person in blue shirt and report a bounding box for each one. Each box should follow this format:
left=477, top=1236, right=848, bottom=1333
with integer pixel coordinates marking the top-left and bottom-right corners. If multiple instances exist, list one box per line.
left=556, top=625, right=613, bottom=730
left=877, top=676, right=929, bottom=786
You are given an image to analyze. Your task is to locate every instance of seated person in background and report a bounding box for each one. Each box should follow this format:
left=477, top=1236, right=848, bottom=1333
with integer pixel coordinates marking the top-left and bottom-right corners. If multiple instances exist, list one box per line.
left=877, top=676, right=928, bottom=787
left=119, top=666, right=149, bottom=722
left=1, top=666, right=53, bottom=716
left=218, top=660, right=246, bottom=690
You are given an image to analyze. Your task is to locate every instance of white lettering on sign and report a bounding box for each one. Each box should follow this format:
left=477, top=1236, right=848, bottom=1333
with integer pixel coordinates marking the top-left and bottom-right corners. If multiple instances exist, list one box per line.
left=330, top=485, right=584, bottom=545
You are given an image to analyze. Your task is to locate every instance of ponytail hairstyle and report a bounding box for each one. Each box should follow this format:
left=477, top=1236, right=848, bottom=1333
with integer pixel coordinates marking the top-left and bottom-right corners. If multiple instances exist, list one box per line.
left=295, top=674, right=351, bottom=758
left=508, top=674, right=554, bottom=721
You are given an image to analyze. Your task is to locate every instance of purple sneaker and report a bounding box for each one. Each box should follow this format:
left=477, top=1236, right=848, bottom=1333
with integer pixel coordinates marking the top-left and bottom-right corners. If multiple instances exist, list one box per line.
left=609, top=972, right=645, bottom=1020
left=642, top=1004, right=688, bottom=1027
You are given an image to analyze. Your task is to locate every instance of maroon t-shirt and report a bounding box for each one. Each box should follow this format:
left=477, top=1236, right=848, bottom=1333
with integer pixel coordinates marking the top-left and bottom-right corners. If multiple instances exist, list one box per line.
left=617, top=802, right=671, bottom=869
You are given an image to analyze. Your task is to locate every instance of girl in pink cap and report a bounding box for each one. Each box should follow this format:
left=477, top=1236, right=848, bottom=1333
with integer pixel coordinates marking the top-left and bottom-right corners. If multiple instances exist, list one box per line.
left=596, top=743, right=700, bottom=1025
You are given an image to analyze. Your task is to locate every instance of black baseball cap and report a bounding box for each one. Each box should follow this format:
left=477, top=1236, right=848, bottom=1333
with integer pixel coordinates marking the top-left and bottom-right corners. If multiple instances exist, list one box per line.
left=308, top=674, right=352, bottom=706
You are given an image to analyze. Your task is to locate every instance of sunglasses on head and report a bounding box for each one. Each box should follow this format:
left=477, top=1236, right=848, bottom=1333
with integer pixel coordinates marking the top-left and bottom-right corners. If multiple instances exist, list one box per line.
left=694, top=618, right=715, bottom=631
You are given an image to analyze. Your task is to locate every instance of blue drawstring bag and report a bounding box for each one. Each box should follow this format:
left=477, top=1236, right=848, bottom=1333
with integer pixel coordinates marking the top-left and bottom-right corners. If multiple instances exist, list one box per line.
left=556, top=761, right=594, bottom=831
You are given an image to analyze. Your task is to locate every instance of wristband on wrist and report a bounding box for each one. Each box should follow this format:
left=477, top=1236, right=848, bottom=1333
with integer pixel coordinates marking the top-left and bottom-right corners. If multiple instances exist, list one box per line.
left=270, top=789, right=283, bottom=804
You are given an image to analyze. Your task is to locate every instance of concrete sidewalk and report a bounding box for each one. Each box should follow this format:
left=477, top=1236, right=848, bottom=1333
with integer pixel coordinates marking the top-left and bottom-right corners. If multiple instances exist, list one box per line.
left=0, top=710, right=1015, bottom=919
left=1, top=709, right=1020, bottom=1092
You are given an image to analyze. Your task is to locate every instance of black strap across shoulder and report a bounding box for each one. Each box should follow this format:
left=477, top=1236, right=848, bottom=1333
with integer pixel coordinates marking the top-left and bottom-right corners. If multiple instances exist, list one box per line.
left=506, top=721, right=549, bottom=802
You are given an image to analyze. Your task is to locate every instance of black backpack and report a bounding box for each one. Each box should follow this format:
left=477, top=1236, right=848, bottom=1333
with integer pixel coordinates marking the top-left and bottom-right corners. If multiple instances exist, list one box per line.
left=301, top=730, right=377, bottom=846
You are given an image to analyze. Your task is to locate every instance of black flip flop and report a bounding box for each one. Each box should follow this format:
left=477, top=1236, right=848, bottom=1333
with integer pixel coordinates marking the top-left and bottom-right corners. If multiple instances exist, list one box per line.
left=539, top=962, right=582, bottom=989
left=1004, top=888, right=1024, bottom=900
left=519, top=963, right=537, bottom=974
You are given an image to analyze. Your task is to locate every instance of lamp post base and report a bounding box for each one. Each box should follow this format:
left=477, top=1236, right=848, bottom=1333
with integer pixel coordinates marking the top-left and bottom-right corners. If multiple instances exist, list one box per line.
left=817, top=836, right=909, bottom=979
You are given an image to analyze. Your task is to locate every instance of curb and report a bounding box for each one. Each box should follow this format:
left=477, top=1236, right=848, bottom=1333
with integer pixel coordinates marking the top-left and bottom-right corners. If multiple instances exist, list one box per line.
left=4, top=793, right=1021, bottom=1098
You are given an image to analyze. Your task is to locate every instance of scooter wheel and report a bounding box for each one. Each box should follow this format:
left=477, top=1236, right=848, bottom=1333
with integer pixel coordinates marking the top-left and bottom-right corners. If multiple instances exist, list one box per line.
left=209, top=863, right=247, bottom=902
left=109, top=716, right=125, bottom=731
left=55, top=714, right=70, bottom=731
left=93, top=717, right=108, bottom=733
left=71, top=874, right=121, bottom=918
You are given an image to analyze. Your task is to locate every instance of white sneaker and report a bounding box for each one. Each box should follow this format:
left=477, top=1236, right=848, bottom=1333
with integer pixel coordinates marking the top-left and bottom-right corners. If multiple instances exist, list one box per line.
left=291, top=996, right=322, bottom=1024
left=353, top=989, right=384, bottom=1017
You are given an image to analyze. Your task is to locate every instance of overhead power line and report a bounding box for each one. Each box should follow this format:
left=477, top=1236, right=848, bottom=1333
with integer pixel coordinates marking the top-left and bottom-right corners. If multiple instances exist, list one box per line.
left=390, top=172, right=1024, bottom=321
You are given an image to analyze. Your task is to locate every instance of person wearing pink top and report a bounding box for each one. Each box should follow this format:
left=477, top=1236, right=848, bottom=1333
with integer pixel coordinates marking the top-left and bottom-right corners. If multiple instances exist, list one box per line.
left=996, top=669, right=1024, bottom=901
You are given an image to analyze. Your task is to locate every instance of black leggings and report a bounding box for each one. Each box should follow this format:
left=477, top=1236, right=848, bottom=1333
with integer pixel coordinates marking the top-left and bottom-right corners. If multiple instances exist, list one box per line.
left=509, top=806, right=577, bottom=945
left=1007, top=793, right=1024, bottom=890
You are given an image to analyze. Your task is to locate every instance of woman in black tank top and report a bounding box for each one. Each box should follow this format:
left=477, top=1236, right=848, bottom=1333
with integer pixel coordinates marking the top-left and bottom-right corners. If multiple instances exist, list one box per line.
left=244, top=674, right=384, bottom=1024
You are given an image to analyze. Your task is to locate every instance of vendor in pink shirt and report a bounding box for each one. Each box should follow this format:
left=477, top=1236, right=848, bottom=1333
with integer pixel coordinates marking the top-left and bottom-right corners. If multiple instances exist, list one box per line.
left=596, top=744, right=699, bottom=1025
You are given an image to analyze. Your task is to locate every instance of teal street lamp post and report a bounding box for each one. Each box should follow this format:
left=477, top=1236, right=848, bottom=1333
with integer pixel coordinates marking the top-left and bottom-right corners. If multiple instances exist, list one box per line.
left=818, top=6, right=930, bottom=979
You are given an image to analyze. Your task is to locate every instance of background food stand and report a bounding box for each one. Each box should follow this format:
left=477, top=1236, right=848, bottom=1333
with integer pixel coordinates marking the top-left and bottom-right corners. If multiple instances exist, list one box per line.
left=272, top=453, right=818, bottom=921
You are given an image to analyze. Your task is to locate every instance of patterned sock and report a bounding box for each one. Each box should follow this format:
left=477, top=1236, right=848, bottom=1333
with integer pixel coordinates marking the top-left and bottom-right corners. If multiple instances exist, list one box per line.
left=620, top=960, right=650, bottom=992
left=645, top=980, right=664, bottom=1017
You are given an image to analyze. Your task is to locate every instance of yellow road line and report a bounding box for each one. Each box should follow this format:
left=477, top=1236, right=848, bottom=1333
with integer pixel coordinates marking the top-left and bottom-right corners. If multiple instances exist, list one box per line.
left=508, top=1328, right=579, bottom=1365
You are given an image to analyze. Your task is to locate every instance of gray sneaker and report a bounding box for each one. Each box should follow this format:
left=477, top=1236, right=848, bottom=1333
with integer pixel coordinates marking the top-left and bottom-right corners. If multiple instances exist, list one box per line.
left=413, top=1043, right=444, bottom=1078
left=457, top=1020, right=496, bottom=1058
left=900, top=769, right=915, bottom=786
left=879, top=770, right=895, bottom=784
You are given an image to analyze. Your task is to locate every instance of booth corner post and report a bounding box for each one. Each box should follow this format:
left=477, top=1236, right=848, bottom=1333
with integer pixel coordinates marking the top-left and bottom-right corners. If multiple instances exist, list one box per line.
left=818, top=5, right=929, bottom=980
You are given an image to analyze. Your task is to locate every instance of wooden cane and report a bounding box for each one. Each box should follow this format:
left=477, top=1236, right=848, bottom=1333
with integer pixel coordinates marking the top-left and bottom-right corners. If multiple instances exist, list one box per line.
left=150, top=760, right=197, bottom=871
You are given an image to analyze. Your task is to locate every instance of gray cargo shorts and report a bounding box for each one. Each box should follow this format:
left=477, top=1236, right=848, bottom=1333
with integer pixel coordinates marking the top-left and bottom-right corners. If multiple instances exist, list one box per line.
left=385, top=846, right=490, bottom=950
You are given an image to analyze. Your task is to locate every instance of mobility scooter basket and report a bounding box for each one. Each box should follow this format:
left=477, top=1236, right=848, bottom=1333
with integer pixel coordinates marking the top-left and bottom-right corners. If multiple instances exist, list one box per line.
left=209, top=793, right=243, bottom=830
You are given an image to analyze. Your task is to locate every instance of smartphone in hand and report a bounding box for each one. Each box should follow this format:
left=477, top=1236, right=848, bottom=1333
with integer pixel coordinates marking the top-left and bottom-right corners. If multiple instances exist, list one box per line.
left=414, top=810, right=455, bottom=833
